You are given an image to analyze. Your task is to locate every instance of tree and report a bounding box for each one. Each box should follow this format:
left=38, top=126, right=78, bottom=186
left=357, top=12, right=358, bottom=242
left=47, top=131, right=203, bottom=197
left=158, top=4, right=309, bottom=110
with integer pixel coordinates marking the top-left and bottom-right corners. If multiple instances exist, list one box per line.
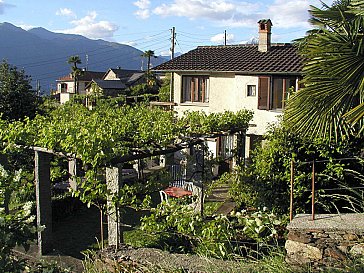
left=0, top=60, right=39, bottom=121
left=141, top=50, right=157, bottom=84
left=284, top=0, right=364, bottom=140
left=67, top=55, right=82, bottom=95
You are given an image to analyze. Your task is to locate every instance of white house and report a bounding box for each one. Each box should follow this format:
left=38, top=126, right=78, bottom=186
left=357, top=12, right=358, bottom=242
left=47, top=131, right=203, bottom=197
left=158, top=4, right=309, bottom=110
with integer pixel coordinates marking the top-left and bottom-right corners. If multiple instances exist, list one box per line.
left=153, top=19, right=303, bottom=162
left=55, top=70, right=105, bottom=103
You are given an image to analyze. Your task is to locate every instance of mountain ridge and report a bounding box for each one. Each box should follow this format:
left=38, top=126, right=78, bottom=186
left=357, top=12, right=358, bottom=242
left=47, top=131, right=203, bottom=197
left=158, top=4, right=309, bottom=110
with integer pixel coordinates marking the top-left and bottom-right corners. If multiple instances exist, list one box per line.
left=0, top=22, right=167, bottom=94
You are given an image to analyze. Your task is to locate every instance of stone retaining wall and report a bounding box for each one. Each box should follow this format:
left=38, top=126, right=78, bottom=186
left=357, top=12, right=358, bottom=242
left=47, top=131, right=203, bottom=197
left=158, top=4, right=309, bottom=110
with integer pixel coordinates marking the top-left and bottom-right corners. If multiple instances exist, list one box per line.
left=286, top=214, right=364, bottom=267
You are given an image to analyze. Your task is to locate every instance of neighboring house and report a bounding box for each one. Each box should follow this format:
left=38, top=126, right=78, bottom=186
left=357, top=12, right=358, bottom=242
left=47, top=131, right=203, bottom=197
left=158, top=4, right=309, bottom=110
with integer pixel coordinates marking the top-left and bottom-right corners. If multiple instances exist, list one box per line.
left=55, top=70, right=105, bottom=104
left=85, top=68, right=146, bottom=96
left=153, top=19, right=303, bottom=161
left=55, top=68, right=146, bottom=104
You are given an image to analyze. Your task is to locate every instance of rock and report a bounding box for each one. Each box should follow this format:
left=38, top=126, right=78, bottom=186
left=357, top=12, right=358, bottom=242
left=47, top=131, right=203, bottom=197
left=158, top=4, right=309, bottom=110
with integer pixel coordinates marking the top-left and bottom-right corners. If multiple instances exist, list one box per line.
left=288, top=231, right=312, bottom=244
left=285, top=240, right=323, bottom=264
left=350, top=244, right=364, bottom=257
left=343, top=234, right=357, bottom=241
left=337, top=245, right=348, bottom=254
left=324, top=248, right=346, bottom=260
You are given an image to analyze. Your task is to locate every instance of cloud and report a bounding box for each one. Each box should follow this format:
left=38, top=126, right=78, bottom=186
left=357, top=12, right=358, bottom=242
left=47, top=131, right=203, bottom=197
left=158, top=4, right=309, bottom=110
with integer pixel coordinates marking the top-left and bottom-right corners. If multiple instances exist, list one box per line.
left=134, top=9, right=150, bottom=19
left=59, top=11, right=119, bottom=39
left=134, top=0, right=151, bottom=19
left=19, top=24, right=36, bottom=31
left=266, top=0, right=311, bottom=29
left=0, top=0, right=15, bottom=15
left=56, top=8, right=76, bottom=18
left=210, top=33, right=235, bottom=44
left=153, top=0, right=260, bottom=27
left=134, top=0, right=150, bottom=9
left=122, top=40, right=138, bottom=47
left=266, top=0, right=336, bottom=29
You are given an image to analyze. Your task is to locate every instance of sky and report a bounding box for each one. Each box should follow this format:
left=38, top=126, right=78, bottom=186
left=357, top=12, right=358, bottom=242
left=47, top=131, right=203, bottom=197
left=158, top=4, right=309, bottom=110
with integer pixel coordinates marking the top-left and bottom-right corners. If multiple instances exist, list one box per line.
left=0, top=0, right=334, bottom=56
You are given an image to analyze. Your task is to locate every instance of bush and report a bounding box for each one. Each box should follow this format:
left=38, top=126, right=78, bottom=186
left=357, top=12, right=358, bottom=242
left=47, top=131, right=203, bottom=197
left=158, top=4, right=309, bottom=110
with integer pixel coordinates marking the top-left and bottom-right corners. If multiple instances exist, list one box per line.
left=141, top=200, right=283, bottom=259
left=229, top=121, right=364, bottom=215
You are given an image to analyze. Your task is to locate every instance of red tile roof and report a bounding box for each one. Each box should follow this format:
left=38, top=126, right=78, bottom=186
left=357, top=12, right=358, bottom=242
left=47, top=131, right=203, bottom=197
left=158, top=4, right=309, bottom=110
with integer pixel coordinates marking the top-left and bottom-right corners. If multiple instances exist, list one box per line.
left=153, top=44, right=303, bottom=75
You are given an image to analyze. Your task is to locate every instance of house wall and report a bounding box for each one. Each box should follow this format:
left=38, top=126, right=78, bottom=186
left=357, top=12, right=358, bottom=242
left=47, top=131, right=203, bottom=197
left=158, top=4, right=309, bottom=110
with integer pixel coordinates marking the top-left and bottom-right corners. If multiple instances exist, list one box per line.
left=173, top=72, right=281, bottom=136
left=60, top=93, right=72, bottom=104
left=104, top=71, right=118, bottom=80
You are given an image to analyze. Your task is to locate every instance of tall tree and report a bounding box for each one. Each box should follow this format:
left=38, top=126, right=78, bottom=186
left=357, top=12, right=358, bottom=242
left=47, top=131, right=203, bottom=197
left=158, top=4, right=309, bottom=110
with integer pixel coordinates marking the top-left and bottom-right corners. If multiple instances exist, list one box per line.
left=0, top=61, right=39, bottom=121
left=284, top=0, right=364, bottom=140
left=141, top=50, right=157, bottom=84
left=67, top=55, right=82, bottom=95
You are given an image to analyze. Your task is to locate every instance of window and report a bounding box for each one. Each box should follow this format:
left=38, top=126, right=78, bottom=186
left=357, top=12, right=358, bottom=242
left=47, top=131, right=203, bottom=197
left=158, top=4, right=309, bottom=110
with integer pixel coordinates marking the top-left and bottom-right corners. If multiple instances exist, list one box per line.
left=258, top=76, right=298, bottom=110
left=218, top=135, right=235, bottom=159
left=247, top=85, right=256, bottom=96
left=182, top=76, right=209, bottom=103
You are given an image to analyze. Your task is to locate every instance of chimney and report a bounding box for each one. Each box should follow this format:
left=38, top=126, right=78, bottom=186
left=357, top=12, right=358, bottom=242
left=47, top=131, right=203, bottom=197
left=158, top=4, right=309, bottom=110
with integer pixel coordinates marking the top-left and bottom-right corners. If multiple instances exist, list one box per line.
left=258, top=19, right=272, bottom=52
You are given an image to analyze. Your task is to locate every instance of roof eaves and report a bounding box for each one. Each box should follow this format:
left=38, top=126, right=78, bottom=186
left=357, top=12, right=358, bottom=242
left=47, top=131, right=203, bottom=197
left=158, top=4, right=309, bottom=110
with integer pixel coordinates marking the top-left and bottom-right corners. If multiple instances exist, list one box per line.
left=153, top=69, right=302, bottom=75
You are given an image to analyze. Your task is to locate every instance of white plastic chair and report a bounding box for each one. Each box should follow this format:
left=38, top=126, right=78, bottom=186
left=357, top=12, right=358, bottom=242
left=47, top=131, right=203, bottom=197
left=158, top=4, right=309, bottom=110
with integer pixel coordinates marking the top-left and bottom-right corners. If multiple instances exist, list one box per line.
left=184, top=181, right=194, bottom=192
left=159, top=190, right=169, bottom=203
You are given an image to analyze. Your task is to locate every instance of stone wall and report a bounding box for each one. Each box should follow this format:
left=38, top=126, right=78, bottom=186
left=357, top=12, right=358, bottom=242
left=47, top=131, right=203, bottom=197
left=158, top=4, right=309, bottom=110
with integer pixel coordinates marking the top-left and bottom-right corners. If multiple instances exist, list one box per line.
left=286, top=214, right=364, bottom=267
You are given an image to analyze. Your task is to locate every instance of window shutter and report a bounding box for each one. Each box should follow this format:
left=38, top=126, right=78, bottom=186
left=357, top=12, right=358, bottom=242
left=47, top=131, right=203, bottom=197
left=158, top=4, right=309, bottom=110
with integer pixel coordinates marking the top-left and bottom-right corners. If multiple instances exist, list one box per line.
left=258, top=77, right=269, bottom=110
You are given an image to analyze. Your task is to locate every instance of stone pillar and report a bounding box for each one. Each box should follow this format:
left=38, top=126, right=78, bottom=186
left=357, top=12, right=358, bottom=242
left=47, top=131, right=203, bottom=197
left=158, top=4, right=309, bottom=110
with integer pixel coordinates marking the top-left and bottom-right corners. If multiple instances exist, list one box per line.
left=106, top=165, right=123, bottom=248
left=191, top=182, right=203, bottom=215
left=68, top=158, right=77, bottom=191
left=35, top=151, right=52, bottom=256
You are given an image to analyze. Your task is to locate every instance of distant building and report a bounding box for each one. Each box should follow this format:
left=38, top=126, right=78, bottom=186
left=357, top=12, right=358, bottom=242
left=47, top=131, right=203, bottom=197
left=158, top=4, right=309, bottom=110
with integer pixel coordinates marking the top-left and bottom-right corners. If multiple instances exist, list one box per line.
left=55, top=68, right=146, bottom=104
left=55, top=70, right=105, bottom=104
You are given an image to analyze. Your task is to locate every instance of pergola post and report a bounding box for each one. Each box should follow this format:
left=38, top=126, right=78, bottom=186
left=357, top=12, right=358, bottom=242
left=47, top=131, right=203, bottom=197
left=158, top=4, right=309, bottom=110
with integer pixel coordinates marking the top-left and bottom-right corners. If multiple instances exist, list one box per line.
left=35, top=150, right=52, bottom=256
left=68, top=158, right=78, bottom=190
left=106, top=165, right=123, bottom=248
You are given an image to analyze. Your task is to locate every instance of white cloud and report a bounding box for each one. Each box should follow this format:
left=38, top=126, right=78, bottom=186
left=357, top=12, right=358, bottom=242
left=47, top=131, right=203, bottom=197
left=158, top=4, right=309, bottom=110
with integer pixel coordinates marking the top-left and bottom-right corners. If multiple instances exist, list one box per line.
left=19, top=24, right=36, bottom=31
left=210, top=33, right=235, bottom=44
left=134, top=9, right=150, bottom=19
left=134, top=0, right=150, bottom=9
left=133, top=0, right=151, bottom=19
left=153, top=0, right=259, bottom=27
left=266, top=0, right=336, bottom=29
left=59, top=11, right=119, bottom=39
left=0, top=0, right=15, bottom=15
left=56, top=8, right=76, bottom=18
left=122, top=40, right=138, bottom=46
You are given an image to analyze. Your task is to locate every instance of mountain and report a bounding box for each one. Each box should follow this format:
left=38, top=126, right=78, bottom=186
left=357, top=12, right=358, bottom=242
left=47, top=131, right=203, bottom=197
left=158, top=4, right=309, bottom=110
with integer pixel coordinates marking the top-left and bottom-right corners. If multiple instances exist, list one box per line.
left=0, top=22, right=167, bottom=94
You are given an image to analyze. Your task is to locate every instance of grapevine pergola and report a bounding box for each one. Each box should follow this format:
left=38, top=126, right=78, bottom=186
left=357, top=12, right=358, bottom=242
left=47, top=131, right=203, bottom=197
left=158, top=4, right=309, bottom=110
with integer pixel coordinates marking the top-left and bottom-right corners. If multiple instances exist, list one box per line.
left=0, top=103, right=254, bottom=254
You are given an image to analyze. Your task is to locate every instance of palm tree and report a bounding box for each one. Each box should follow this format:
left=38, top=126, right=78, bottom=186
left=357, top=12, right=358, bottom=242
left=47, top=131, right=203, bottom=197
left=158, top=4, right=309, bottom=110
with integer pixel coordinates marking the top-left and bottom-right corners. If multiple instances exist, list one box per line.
left=67, top=55, right=82, bottom=95
left=141, top=50, right=157, bottom=84
left=284, top=0, right=364, bottom=140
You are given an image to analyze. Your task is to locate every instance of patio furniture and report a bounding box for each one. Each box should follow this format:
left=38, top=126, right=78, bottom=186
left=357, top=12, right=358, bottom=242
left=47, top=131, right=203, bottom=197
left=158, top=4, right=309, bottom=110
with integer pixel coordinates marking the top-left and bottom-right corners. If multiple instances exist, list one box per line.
left=159, top=190, right=169, bottom=203
left=163, top=186, right=192, bottom=198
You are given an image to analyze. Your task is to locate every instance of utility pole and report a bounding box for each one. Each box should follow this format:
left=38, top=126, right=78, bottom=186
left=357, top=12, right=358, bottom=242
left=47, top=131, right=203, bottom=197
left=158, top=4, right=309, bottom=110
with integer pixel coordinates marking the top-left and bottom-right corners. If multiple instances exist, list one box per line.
left=169, top=27, right=176, bottom=103
left=171, top=27, right=175, bottom=60
left=36, top=80, right=40, bottom=96
left=224, top=30, right=227, bottom=46
left=86, top=54, right=89, bottom=71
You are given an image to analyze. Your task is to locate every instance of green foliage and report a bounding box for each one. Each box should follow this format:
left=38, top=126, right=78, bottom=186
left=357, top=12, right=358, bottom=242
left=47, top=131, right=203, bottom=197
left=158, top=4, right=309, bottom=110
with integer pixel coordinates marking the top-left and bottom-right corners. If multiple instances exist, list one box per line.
left=158, top=75, right=171, bottom=102
left=182, top=110, right=254, bottom=135
left=229, top=121, right=364, bottom=215
left=0, top=60, right=40, bottom=121
left=285, top=0, right=364, bottom=139
left=129, top=83, right=158, bottom=96
left=232, top=207, right=281, bottom=243
left=141, top=201, right=283, bottom=259
left=0, top=202, right=37, bottom=273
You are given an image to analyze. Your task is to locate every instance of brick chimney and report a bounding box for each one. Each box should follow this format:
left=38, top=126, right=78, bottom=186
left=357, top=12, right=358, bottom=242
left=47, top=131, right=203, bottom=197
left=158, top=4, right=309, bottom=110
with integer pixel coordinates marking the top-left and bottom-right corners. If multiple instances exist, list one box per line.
left=258, top=19, right=272, bottom=52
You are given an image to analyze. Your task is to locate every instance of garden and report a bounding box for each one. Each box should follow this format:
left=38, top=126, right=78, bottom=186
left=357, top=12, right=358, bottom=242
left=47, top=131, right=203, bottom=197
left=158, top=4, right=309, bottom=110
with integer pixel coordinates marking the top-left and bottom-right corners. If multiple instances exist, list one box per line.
left=1, top=0, right=364, bottom=272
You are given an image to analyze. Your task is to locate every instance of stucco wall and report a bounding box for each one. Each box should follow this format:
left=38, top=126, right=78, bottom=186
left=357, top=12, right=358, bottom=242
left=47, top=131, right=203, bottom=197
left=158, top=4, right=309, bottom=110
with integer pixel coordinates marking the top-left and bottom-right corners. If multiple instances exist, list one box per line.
left=104, top=71, right=118, bottom=80
left=173, top=72, right=281, bottom=136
